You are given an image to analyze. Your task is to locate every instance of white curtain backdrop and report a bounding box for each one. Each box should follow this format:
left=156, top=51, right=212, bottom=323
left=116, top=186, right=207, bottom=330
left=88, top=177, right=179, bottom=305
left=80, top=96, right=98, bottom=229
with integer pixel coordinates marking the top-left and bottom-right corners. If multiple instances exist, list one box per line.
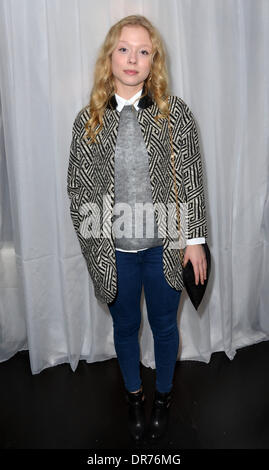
left=0, top=0, right=268, bottom=374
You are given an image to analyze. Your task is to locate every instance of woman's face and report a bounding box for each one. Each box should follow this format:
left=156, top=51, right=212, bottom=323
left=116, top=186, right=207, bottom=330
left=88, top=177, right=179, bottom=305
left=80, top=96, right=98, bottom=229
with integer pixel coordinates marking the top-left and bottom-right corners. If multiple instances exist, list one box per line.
left=111, top=25, right=153, bottom=98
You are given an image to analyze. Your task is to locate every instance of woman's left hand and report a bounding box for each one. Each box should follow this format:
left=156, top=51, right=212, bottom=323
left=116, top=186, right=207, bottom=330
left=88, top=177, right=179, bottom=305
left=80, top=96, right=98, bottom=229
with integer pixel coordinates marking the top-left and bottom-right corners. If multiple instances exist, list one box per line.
left=183, top=244, right=207, bottom=285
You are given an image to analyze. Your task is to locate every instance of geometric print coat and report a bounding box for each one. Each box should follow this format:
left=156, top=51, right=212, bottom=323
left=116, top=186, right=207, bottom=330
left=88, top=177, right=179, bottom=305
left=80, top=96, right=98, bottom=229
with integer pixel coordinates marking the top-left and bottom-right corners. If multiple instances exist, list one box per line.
left=67, top=84, right=208, bottom=304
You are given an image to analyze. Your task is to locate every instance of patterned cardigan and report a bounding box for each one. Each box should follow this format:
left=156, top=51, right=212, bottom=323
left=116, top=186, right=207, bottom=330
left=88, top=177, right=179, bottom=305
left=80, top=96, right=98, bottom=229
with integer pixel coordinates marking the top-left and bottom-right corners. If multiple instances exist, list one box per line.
left=67, top=87, right=208, bottom=304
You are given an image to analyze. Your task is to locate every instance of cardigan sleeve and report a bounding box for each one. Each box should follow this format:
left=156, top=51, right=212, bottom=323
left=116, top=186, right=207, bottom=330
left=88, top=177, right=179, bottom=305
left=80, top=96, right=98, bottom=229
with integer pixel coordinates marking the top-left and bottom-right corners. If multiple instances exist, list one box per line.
left=181, top=103, right=208, bottom=241
left=67, top=117, right=82, bottom=234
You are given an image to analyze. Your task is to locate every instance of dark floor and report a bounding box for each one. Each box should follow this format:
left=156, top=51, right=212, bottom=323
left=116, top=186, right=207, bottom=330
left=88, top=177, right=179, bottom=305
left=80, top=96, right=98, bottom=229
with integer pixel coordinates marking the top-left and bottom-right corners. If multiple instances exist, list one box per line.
left=0, top=340, right=269, bottom=449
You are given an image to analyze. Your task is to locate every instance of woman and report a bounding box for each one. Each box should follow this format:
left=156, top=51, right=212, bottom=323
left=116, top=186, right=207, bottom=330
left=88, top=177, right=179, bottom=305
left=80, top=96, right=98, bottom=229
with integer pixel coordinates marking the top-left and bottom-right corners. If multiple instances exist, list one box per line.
left=67, top=14, right=208, bottom=442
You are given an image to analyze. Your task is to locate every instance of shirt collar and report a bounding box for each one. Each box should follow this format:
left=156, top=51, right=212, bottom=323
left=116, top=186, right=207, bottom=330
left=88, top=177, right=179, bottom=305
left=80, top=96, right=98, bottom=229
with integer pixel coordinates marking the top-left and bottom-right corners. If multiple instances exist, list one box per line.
left=115, top=88, right=143, bottom=112
left=106, top=82, right=154, bottom=110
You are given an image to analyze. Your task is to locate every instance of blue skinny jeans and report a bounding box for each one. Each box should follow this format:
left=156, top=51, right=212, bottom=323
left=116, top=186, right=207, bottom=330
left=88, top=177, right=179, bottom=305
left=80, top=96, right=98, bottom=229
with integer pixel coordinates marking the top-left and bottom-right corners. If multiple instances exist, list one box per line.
left=107, top=245, right=182, bottom=394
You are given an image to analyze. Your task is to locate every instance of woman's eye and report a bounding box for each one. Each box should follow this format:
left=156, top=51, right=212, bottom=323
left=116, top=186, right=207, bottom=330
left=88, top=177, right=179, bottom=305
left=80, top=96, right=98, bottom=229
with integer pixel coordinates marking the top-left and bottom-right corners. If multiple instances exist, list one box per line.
left=118, top=48, right=149, bottom=55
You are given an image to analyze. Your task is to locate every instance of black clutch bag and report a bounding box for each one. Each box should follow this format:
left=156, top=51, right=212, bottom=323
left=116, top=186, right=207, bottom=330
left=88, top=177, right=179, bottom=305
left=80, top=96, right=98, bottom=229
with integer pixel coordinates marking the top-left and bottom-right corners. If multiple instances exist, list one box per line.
left=167, top=109, right=211, bottom=310
left=182, top=243, right=211, bottom=310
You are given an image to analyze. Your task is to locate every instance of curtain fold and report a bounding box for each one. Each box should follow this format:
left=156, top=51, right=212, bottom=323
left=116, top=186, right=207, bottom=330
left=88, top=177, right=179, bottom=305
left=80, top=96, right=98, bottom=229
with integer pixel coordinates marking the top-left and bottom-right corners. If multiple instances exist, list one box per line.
left=0, top=0, right=268, bottom=374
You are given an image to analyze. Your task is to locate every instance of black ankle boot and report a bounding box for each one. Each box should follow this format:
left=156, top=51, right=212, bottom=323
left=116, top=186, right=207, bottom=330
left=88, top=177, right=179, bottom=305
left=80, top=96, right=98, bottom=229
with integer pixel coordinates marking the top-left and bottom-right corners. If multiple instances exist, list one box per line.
left=148, top=388, right=173, bottom=440
left=125, top=387, right=146, bottom=442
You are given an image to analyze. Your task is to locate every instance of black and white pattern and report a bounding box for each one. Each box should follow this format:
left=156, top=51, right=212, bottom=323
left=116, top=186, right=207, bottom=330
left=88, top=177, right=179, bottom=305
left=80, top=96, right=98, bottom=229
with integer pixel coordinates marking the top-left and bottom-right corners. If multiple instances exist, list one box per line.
left=67, top=89, right=208, bottom=303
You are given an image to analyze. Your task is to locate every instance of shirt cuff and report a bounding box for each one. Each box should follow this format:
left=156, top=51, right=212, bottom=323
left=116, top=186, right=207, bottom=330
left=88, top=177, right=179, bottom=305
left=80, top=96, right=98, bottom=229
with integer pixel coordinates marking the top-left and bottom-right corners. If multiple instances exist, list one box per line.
left=186, top=237, right=206, bottom=245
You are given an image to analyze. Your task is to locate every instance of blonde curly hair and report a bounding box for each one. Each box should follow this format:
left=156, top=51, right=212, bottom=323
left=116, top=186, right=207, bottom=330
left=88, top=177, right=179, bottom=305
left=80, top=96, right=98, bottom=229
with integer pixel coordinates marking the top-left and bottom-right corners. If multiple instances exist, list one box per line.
left=84, top=14, right=171, bottom=144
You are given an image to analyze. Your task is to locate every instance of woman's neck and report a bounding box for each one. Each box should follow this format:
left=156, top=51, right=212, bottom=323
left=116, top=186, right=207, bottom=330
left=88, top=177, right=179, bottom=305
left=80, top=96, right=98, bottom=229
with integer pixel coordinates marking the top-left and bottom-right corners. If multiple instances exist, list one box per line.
left=114, top=83, right=144, bottom=100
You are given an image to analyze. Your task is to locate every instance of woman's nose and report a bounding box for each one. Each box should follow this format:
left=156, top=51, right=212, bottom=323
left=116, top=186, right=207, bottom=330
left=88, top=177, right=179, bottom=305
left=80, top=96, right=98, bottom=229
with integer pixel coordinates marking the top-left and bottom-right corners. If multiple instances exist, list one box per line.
left=128, top=52, right=137, bottom=63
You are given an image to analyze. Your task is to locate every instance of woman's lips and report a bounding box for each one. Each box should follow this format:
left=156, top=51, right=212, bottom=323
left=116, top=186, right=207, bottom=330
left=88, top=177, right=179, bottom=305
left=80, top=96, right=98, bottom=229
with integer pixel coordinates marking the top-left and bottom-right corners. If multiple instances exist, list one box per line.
left=124, top=70, right=138, bottom=75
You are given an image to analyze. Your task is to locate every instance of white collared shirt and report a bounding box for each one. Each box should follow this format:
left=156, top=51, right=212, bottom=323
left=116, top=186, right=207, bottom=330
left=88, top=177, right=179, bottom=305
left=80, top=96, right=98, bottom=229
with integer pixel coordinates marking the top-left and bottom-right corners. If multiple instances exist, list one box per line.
left=114, top=87, right=143, bottom=112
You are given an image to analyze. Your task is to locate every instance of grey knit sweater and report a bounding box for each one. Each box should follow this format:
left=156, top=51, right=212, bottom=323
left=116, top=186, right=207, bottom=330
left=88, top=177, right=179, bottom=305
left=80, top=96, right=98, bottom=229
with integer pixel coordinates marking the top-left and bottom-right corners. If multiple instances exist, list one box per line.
left=112, top=104, right=163, bottom=251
